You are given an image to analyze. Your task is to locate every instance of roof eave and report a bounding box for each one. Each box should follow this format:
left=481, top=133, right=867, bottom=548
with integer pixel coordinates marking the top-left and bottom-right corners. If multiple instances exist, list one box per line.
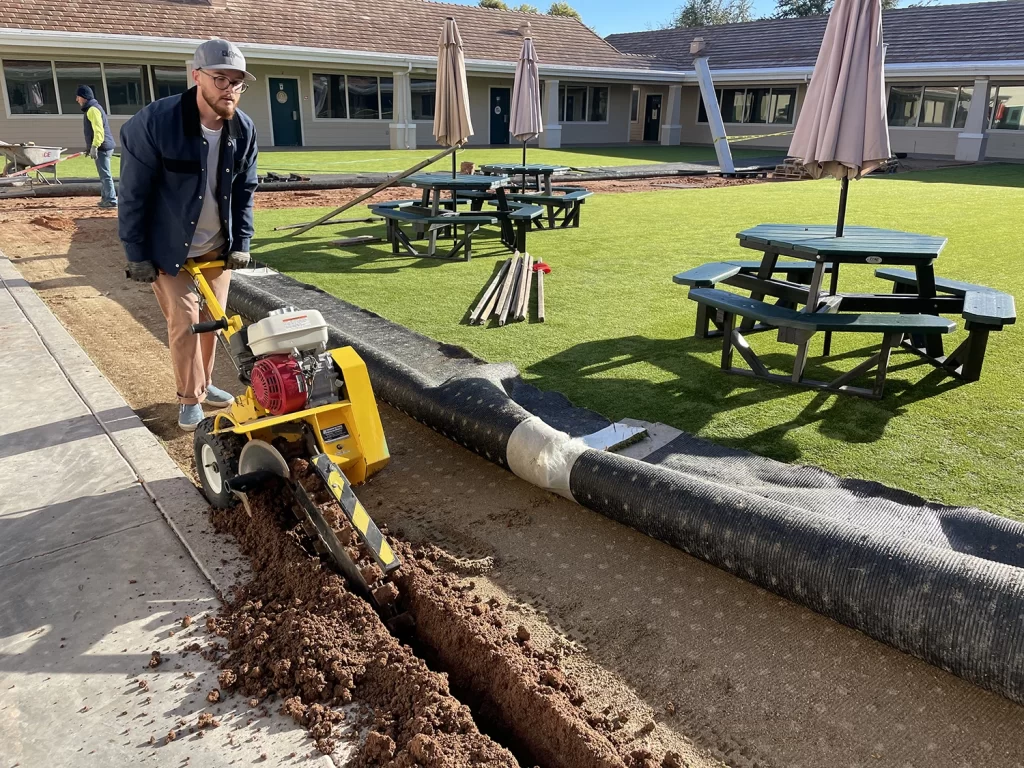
left=0, top=27, right=685, bottom=82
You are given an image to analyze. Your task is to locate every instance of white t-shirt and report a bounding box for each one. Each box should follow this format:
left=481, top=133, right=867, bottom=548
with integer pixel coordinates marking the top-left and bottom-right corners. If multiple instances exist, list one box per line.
left=188, top=124, right=227, bottom=258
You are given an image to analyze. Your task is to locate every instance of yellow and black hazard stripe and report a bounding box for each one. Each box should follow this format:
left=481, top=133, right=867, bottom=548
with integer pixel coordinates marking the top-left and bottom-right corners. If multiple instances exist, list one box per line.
left=311, top=454, right=399, bottom=574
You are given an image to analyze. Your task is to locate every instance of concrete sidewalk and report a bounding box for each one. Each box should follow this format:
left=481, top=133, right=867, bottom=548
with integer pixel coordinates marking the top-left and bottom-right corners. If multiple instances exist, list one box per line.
left=0, top=255, right=337, bottom=766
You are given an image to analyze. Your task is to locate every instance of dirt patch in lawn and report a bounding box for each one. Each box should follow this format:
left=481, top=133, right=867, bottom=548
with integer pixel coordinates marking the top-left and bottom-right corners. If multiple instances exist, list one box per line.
left=4, top=204, right=1024, bottom=768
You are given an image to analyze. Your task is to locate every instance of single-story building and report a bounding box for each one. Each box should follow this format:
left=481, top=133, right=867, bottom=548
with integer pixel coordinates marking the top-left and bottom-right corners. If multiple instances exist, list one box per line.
left=608, top=0, right=1024, bottom=161
left=0, top=0, right=1022, bottom=161
left=0, top=0, right=681, bottom=153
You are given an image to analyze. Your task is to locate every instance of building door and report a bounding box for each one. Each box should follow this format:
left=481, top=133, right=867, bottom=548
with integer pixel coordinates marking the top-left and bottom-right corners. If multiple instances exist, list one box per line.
left=269, top=78, right=302, bottom=147
left=490, top=88, right=511, bottom=145
left=643, top=94, right=662, bottom=142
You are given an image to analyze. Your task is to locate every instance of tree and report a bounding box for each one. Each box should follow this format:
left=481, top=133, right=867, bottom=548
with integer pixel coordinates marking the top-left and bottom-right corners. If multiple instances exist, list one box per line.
left=479, top=0, right=508, bottom=9
left=671, top=0, right=752, bottom=27
left=773, top=0, right=898, bottom=17
left=513, top=3, right=540, bottom=11
left=547, top=2, right=582, bottom=20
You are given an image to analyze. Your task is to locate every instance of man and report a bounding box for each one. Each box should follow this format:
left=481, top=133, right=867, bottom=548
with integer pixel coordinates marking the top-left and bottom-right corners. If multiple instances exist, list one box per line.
left=119, top=39, right=258, bottom=431
left=75, top=85, right=117, bottom=208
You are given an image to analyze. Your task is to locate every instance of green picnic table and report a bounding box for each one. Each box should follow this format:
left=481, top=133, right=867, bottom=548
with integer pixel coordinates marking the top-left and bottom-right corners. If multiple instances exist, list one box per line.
left=400, top=172, right=513, bottom=254
left=478, top=163, right=568, bottom=195
left=737, top=224, right=949, bottom=357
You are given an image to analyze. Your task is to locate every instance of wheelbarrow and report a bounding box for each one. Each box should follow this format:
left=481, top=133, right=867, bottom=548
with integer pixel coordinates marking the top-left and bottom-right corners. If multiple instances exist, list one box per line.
left=0, top=142, right=80, bottom=185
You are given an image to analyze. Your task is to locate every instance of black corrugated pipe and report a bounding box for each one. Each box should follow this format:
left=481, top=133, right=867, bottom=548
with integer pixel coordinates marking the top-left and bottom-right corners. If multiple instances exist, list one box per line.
left=228, top=269, right=1024, bottom=705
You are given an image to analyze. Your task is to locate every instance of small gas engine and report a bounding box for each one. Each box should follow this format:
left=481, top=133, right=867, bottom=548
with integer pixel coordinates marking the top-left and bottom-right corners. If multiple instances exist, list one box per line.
left=230, top=307, right=343, bottom=416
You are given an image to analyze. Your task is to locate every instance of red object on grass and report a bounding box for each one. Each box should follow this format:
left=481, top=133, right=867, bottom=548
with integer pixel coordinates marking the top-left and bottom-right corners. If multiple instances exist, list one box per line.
left=532, top=262, right=551, bottom=274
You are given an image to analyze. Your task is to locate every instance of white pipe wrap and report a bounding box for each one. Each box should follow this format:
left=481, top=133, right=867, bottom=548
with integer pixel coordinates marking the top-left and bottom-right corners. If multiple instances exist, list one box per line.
left=505, top=416, right=589, bottom=500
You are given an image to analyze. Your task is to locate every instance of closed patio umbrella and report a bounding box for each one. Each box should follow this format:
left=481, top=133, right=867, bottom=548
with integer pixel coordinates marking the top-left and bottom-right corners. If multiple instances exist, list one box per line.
left=509, top=35, right=543, bottom=175
left=434, top=17, right=474, bottom=178
left=788, top=0, right=890, bottom=238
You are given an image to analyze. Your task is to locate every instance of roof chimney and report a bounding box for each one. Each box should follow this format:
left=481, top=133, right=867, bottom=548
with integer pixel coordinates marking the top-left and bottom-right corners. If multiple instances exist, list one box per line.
left=518, top=20, right=532, bottom=37
left=690, top=37, right=707, bottom=56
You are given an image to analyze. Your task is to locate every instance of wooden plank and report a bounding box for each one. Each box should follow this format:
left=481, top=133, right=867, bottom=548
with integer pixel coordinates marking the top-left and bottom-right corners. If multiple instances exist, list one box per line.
left=523, top=254, right=535, bottom=321
left=470, top=259, right=510, bottom=325
left=537, top=269, right=545, bottom=322
left=287, top=145, right=458, bottom=237
left=516, top=254, right=533, bottom=320
left=331, top=235, right=383, bottom=247
left=274, top=215, right=382, bottom=231
left=497, top=252, right=522, bottom=326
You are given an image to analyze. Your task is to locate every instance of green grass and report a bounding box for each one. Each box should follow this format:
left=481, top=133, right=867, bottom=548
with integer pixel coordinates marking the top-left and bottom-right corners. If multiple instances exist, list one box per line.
left=255, top=163, right=1024, bottom=520
left=57, top=144, right=781, bottom=179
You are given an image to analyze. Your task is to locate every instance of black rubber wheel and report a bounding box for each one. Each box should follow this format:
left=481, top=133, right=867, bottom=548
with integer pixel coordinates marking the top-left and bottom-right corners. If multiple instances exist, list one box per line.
left=193, top=417, right=244, bottom=509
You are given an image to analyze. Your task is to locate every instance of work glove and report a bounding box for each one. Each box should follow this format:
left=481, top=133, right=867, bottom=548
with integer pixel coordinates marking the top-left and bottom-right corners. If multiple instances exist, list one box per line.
left=88, top=146, right=98, bottom=160
left=226, top=250, right=250, bottom=270
left=125, top=261, right=157, bottom=283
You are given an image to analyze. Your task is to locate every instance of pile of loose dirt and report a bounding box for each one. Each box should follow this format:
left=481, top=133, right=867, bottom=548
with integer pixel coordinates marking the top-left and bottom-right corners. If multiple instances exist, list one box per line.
left=28, top=214, right=77, bottom=232
left=210, top=480, right=515, bottom=765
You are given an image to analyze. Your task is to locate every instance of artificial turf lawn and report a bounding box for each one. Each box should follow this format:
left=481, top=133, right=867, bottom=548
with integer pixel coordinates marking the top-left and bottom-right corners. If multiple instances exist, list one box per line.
left=56, top=144, right=781, bottom=179
left=252, top=163, right=1023, bottom=521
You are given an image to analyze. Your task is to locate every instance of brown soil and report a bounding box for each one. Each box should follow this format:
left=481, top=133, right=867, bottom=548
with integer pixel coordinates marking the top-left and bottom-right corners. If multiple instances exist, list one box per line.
left=6, top=202, right=1024, bottom=768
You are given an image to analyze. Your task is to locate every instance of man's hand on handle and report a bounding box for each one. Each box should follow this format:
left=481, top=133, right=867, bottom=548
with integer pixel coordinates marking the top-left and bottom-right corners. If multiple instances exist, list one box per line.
left=227, top=251, right=250, bottom=270
left=125, top=261, right=157, bottom=283
left=88, top=146, right=98, bottom=160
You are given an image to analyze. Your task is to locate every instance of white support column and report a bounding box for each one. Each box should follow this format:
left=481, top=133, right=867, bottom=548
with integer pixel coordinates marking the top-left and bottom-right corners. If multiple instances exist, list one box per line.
left=660, top=83, right=683, bottom=146
left=389, top=69, right=417, bottom=150
left=955, top=78, right=989, bottom=162
left=539, top=78, right=562, bottom=149
left=691, top=38, right=734, bottom=174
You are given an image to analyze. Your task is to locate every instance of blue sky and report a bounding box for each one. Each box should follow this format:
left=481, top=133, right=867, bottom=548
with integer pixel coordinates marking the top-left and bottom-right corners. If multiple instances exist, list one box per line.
left=445, top=0, right=983, bottom=37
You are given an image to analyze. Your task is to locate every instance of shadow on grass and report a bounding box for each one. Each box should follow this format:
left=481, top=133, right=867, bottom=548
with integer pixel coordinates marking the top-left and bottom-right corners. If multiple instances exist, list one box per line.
left=254, top=225, right=512, bottom=276
left=526, top=333, right=962, bottom=463
left=875, top=163, right=1024, bottom=188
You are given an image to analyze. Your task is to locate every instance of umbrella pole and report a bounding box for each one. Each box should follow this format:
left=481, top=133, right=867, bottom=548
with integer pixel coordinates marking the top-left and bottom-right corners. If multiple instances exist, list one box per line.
left=836, top=176, right=849, bottom=237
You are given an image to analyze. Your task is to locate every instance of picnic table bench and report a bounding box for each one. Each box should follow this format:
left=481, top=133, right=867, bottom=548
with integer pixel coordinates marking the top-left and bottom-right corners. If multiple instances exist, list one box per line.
left=370, top=205, right=497, bottom=261
left=689, top=287, right=956, bottom=399
left=485, top=201, right=544, bottom=252
left=505, top=187, right=593, bottom=229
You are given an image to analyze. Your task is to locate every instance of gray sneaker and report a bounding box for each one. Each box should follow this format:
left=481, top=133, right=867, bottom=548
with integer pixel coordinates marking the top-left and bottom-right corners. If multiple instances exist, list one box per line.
left=178, top=403, right=204, bottom=432
left=204, top=385, right=234, bottom=407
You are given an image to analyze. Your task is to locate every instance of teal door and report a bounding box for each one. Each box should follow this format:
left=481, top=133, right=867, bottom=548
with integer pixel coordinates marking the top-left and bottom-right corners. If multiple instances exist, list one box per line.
left=490, top=88, right=510, bottom=145
left=269, top=78, right=302, bottom=147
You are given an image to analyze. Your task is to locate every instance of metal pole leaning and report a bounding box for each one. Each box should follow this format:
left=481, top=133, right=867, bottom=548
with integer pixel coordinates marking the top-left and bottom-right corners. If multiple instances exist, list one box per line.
left=285, top=145, right=458, bottom=238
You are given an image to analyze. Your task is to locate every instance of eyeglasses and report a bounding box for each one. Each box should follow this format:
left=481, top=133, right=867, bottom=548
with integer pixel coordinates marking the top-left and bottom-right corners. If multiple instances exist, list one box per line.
left=198, top=70, right=248, bottom=94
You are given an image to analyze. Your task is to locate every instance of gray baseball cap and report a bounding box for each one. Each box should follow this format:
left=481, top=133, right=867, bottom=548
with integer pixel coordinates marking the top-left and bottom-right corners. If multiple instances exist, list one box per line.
left=193, top=39, right=255, bottom=82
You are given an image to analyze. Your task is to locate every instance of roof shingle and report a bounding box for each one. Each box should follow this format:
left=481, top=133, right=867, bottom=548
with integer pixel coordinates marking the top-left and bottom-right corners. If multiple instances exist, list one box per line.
left=606, top=0, right=1024, bottom=70
left=0, top=0, right=662, bottom=71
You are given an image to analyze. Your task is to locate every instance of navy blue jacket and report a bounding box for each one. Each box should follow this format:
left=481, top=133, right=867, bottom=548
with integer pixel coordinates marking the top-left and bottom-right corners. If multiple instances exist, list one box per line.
left=82, top=98, right=114, bottom=152
left=118, top=87, right=258, bottom=276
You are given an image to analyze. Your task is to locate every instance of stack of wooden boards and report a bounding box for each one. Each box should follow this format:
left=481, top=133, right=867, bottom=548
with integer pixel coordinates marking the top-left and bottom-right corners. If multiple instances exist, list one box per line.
left=468, top=251, right=545, bottom=326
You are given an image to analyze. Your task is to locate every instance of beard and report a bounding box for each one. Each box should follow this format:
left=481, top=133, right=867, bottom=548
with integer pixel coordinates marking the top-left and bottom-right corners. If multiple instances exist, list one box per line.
left=200, top=86, right=237, bottom=120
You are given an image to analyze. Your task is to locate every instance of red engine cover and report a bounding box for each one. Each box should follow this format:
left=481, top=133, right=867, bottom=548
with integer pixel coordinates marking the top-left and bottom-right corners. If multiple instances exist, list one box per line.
left=251, top=355, right=307, bottom=415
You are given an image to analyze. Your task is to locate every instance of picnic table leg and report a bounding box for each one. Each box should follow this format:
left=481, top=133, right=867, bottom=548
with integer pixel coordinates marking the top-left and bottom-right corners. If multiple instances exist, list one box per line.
left=822, top=262, right=840, bottom=356
left=464, top=224, right=473, bottom=262
left=914, top=264, right=944, bottom=358
left=872, top=333, right=897, bottom=398
left=959, top=325, right=990, bottom=382
left=544, top=174, right=552, bottom=196
left=720, top=312, right=736, bottom=370
left=792, top=331, right=813, bottom=383
left=740, top=249, right=781, bottom=331
left=495, top=188, right=515, bottom=250
left=427, top=191, right=440, bottom=256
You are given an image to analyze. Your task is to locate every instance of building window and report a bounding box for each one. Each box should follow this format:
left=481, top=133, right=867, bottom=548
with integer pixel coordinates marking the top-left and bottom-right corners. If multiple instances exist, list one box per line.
left=313, top=74, right=346, bottom=118
left=411, top=78, right=435, bottom=120
left=55, top=61, right=104, bottom=113
left=886, top=84, right=974, bottom=129
left=630, top=87, right=640, bottom=122
left=697, top=87, right=796, bottom=125
left=3, top=60, right=59, bottom=115
left=556, top=84, right=608, bottom=123
left=953, top=86, right=972, bottom=129
left=313, top=73, right=394, bottom=120
left=380, top=77, right=394, bottom=121
left=105, top=63, right=150, bottom=115
left=151, top=65, right=188, bottom=100
left=347, top=75, right=380, bottom=119
left=991, top=85, right=1024, bottom=131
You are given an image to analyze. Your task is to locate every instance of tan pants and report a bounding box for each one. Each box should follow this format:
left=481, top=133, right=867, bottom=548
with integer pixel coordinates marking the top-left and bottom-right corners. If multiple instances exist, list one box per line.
left=152, top=253, right=231, bottom=405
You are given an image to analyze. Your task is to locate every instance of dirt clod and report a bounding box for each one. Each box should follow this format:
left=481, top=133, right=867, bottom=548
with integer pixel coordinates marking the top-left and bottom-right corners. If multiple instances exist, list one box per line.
left=206, top=689, right=221, bottom=703
left=147, top=651, right=162, bottom=668
left=364, top=731, right=396, bottom=762
left=181, top=615, right=192, bottom=628
left=197, top=713, right=220, bottom=729
left=29, top=215, right=75, bottom=232
left=662, top=751, right=685, bottom=768
left=218, top=669, right=237, bottom=688
left=165, top=730, right=177, bottom=743
left=516, top=626, right=531, bottom=642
